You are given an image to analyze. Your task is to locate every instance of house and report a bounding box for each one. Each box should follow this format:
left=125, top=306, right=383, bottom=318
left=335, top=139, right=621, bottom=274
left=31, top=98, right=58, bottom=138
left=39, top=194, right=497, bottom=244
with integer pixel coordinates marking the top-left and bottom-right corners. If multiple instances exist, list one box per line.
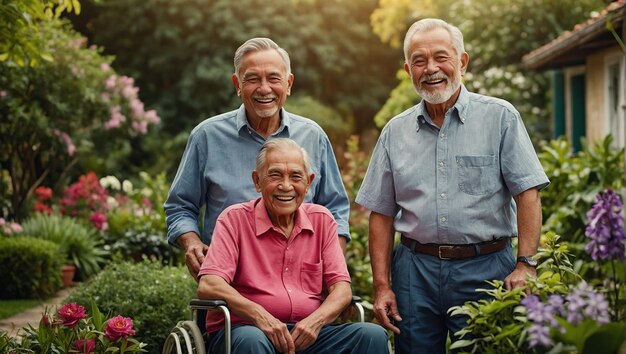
left=522, top=0, right=625, bottom=152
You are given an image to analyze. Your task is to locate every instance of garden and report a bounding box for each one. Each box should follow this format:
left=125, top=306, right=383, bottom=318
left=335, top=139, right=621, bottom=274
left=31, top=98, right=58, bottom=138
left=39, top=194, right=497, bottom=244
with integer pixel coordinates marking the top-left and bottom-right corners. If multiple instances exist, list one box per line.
left=1, top=0, right=625, bottom=353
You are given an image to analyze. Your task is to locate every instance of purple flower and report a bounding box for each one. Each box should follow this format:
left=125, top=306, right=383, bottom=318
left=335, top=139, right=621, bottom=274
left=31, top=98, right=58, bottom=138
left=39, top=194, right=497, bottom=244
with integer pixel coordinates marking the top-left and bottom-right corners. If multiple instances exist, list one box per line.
left=585, top=189, right=626, bottom=261
left=565, top=282, right=610, bottom=325
left=527, top=323, right=553, bottom=348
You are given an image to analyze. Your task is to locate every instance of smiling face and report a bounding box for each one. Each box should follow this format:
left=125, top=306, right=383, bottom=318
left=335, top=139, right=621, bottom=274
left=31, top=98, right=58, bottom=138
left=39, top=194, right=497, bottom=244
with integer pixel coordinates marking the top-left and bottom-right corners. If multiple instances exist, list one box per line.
left=232, top=49, right=294, bottom=127
left=404, top=27, right=468, bottom=105
left=252, top=146, right=314, bottom=226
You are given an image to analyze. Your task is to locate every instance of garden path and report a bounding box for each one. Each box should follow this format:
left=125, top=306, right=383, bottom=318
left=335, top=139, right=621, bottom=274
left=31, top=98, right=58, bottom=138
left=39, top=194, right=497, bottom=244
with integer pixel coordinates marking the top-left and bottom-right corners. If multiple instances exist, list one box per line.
left=0, top=287, right=73, bottom=338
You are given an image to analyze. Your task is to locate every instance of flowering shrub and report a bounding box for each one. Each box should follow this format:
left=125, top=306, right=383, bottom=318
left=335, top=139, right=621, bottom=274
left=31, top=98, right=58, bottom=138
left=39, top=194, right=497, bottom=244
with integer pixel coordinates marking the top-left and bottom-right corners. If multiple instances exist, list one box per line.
left=33, top=172, right=110, bottom=230
left=60, top=172, right=109, bottom=230
left=15, top=302, right=146, bottom=353
left=0, top=217, right=22, bottom=236
left=100, top=172, right=178, bottom=263
left=522, top=282, right=615, bottom=351
left=1, top=17, right=160, bottom=221
left=584, top=189, right=625, bottom=261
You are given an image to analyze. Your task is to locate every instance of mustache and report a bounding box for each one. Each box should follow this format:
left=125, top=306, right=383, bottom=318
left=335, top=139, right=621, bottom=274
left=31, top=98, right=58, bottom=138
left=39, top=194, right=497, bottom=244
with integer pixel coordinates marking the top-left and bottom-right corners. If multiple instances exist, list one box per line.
left=420, top=74, right=448, bottom=83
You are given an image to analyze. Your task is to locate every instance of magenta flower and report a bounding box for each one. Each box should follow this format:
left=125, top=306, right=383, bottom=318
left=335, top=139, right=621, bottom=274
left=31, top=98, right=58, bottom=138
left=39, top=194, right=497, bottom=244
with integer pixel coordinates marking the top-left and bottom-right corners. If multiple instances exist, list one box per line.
left=74, top=338, right=96, bottom=354
left=57, top=303, right=86, bottom=328
left=585, top=189, right=626, bottom=261
left=105, top=315, right=136, bottom=341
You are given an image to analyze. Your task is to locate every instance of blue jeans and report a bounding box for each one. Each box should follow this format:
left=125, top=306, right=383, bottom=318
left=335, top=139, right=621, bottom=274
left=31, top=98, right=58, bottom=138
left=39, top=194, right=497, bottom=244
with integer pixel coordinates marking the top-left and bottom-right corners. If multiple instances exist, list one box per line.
left=391, top=242, right=515, bottom=354
left=206, top=322, right=389, bottom=354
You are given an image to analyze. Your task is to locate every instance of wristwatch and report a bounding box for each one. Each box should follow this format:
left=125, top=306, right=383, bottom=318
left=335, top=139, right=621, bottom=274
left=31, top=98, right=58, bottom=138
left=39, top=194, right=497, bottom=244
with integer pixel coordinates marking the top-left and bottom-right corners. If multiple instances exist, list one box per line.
left=516, top=256, right=538, bottom=268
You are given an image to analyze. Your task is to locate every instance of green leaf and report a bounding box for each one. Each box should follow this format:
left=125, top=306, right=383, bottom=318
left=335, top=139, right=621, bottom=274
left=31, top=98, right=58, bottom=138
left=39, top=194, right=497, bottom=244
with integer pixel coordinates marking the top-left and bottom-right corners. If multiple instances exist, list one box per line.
left=582, top=322, right=625, bottom=354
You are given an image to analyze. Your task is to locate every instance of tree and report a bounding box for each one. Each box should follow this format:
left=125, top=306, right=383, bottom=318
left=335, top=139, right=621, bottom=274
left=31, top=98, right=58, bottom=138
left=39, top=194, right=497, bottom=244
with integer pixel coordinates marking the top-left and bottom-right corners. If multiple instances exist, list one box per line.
left=68, top=0, right=401, bottom=137
left=0, top=0, right=81, bottom=66
left=370, top=0, right=609, bottom=145
left=0, top=19, right=159, bottom=220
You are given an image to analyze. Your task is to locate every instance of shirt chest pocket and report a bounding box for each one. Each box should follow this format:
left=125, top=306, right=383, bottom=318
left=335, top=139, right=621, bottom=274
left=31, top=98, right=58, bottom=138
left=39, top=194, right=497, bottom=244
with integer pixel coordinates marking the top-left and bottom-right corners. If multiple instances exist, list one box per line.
left=456, top=155, right=498, bottom=195
left=300, top=261, right=323, bottom=295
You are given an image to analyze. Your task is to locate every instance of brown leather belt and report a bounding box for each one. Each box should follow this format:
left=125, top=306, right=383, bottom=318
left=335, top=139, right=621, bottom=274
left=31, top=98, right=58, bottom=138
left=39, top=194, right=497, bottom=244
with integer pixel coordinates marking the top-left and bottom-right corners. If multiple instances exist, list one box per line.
left=400, top=235, right=509, bottom=260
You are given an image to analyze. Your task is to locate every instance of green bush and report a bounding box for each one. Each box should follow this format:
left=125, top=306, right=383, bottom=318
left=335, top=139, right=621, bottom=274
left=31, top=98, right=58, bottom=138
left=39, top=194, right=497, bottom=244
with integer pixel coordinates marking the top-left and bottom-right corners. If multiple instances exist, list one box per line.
left=0, top=237, right=62, bottom=299
left=66, top=260, right=196, bottom=354
left=539, top=135, right=625, bottom=244
left=21, top=213, right=108, bottom=279
left=102, top=172, right=181, bottom=264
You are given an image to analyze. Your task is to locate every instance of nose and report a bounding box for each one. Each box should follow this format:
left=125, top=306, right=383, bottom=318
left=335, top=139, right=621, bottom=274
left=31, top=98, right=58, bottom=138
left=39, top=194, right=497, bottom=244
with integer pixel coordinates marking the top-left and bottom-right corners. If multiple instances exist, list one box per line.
left=257, top=78, right=272, bottom=94
left=425, top=58, right=439, bottom=74
left=278, top=177, right=293, bottom=190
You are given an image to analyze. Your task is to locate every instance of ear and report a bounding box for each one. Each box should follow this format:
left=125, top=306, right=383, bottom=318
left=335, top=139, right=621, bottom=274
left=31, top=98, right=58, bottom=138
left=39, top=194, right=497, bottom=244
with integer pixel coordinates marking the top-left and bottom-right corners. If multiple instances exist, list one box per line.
left=286, top=73, right=294, bottom=96
left=404, top=62, right=411, bottom=76
left=232, top=73, right=241, bottom=96
left=460, top=52, right=469, bottom=75
left=252, top=171, right=261, bottom=192
left=307, top=173, right=315, bottom=188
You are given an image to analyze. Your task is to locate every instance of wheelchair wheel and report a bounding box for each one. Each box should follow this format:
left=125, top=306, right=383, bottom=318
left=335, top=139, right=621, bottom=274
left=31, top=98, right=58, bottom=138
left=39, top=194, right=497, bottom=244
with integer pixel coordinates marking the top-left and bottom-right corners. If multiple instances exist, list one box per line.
left=162, top=320, right=206, bottom=354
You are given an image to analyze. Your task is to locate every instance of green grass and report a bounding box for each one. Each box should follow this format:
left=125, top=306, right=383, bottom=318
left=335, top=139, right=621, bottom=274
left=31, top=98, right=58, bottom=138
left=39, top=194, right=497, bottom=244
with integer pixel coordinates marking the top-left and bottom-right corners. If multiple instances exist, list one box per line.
left=0, top=299, right=46, bottom=320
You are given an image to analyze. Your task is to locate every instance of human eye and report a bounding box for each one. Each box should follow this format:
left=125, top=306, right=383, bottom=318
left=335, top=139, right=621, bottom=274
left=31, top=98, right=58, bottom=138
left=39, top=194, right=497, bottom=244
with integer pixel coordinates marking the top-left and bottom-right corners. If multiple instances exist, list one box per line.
left=411, top=58, right=426, bottom=67
left=244, top=75, right=260, bottom=84
left=268, top=76, right=282, bottom=84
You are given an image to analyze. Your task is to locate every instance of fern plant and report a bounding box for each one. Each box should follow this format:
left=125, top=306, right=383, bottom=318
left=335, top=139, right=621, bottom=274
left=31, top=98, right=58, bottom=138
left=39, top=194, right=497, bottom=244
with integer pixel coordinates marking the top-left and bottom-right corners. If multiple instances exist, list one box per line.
left=21, top=213, right=108, bottom=278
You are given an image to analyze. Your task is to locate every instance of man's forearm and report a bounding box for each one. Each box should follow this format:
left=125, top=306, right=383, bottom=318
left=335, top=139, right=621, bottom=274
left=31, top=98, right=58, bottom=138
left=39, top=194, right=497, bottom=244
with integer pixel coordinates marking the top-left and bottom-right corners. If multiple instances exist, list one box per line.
left=514, top=188, right=542, bottom=257
left=369, top=212, right=395, bottom=291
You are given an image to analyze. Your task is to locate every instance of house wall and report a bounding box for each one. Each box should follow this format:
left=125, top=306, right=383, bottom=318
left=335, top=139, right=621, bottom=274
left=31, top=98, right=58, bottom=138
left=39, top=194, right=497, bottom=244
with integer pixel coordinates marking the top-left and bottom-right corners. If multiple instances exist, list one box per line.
left=585, top=46, right=625, bottom=146
left=585, top=52, right=605, bottom=145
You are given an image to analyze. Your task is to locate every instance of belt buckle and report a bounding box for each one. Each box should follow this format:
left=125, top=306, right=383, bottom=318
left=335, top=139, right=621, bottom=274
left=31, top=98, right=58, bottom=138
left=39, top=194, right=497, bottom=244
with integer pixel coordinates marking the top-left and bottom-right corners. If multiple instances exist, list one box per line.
left=438, top=245, right=454, bottom=260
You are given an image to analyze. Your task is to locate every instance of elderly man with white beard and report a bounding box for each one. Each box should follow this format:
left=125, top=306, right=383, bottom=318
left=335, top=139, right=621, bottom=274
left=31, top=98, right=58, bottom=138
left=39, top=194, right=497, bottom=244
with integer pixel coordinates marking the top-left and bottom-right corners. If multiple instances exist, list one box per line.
left=356, top=18, right=550, bottom=353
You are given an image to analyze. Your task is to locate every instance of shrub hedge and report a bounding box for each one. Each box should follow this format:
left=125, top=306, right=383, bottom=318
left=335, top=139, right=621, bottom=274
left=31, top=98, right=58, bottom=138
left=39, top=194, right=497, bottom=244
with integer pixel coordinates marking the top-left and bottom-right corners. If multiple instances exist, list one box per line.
left=0, top=237, right=62, bottom=299
left=66, top=260, right=196, bottom=354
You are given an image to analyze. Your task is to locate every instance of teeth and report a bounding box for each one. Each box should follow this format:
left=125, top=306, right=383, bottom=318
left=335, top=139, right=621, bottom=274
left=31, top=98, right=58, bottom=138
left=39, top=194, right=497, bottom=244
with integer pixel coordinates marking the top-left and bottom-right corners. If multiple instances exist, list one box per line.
left=275, top=196, right=294, bottom=201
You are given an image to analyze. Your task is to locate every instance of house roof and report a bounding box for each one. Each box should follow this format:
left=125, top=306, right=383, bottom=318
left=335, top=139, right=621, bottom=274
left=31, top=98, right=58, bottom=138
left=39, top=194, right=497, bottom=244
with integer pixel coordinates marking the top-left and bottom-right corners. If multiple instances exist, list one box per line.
left=522, top=0, right=625, bottom=70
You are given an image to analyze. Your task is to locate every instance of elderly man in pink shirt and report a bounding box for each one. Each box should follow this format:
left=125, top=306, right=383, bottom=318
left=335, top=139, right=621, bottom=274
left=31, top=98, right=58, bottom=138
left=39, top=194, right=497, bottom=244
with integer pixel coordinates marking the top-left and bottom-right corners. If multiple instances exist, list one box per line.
left=197, top=138, right=388, bottom=354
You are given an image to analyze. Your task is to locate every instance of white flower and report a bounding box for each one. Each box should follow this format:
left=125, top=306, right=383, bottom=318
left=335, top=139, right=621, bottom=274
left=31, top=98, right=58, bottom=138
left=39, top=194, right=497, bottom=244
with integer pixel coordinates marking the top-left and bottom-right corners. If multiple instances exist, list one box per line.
left=100, top=176, right=121, bottom=190
left=122, top=180, right=133, bottom=193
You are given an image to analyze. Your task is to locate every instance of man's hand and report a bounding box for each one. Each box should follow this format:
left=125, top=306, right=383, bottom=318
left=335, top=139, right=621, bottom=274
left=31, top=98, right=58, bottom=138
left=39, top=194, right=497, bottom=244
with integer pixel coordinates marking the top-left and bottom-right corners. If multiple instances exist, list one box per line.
left=373, top=286, right=402, bottom=334
left=254, top=312, right=295, bottom=354
left=504, top=263, right=537, bottom=291
left=176, top=232, right=208, bottom=280
left=290, top=316, right=322, bottom=352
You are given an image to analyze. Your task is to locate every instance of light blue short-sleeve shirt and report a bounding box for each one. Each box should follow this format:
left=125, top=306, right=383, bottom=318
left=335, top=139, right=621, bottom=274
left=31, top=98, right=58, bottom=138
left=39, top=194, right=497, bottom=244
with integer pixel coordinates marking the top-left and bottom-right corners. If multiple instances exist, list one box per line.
left=165, top=105, right=350, bottom=245
left=356, top=85, right=549, bottom=244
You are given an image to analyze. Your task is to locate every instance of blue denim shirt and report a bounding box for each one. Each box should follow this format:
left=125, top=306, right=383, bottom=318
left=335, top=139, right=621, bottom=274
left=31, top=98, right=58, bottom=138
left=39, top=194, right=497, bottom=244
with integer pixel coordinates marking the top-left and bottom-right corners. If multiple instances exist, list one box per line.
left=356, top=85, right=549, bottom=244
left=164, top=105, right=350, bottom=245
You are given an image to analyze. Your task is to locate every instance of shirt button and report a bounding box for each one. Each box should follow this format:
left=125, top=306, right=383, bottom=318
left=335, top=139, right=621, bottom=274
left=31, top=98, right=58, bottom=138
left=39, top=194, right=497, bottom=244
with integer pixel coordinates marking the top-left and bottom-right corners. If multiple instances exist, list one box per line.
left=439, top=161, right=445, bottom=167
left=440, top=193, right=446, bottom=199
left=440, top=133, right=446, bottom=138
left=288, top=289, right=292, bottom=293
left=285, top=267, right=289, bottom=272
left=441, top=217, right=447, bottom=222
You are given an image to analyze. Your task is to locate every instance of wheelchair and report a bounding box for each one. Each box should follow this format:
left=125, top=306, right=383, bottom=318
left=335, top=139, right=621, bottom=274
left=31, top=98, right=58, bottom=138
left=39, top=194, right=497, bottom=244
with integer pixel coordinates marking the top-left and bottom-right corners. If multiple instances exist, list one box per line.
left=162, top=296, right=366, bottom=354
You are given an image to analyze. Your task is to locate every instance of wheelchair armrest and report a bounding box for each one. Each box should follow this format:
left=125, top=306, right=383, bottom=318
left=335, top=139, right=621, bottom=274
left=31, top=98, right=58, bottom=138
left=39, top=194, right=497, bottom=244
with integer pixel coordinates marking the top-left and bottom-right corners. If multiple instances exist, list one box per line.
left=351, top=295, right=362, bottom=303
left=189, top=298, right=227, bottom=309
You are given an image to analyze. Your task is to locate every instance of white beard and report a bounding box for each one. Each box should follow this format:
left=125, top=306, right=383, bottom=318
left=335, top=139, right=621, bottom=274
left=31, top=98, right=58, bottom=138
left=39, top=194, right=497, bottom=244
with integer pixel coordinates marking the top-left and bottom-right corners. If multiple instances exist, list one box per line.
left=416, top=73, right=461, bottom=104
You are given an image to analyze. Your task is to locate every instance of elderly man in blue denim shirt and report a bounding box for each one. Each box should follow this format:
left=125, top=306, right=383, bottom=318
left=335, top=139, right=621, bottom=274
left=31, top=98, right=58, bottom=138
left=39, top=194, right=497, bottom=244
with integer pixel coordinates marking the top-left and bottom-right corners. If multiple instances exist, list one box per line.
left=356, top=19, right=549, bottom=353
left=165, top=37, right=350, bottom=279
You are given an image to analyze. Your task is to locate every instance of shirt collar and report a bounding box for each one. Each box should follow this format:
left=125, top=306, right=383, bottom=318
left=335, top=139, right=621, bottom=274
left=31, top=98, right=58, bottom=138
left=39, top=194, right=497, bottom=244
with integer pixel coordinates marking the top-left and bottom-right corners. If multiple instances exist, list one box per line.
left=415, top=84, right=470, bottom=130
left=253, top=198, right=313, bottom=237
left=236, top=104, right=290, bottom=136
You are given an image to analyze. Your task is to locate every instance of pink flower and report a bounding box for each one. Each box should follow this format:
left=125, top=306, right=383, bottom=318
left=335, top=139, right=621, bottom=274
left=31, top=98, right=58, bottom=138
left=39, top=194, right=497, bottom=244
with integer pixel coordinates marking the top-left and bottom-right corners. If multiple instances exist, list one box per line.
left=57, top=303, right=86, bottom=328
left=40, top=314, right=53, bottom=327
left=74, top=338, right=96, bottom=354
left=105, top=315, right=136, bottom=341
left=90, top=212, right=108, bottom=230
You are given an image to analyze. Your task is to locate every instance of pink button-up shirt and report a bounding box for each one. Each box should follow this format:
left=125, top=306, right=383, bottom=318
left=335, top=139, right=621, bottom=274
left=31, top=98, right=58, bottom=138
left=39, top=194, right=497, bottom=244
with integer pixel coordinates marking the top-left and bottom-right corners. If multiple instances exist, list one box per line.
left=198, top=198, right=351, bottom=333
